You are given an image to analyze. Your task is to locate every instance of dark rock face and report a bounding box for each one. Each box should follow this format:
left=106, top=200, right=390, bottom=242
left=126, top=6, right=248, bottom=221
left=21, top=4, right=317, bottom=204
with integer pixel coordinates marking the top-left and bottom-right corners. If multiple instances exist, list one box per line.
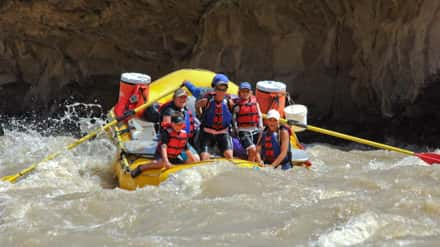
left=0, top=0, right=439, bottom=145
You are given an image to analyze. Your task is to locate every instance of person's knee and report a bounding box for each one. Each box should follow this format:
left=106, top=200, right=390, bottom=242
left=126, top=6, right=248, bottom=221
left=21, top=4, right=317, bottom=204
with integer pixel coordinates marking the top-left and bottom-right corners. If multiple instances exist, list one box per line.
left=200, top=152, right=210, bottom=160
left=224, top=149, right=233, bottom=159
left=193, top=154, right=201, bottom=162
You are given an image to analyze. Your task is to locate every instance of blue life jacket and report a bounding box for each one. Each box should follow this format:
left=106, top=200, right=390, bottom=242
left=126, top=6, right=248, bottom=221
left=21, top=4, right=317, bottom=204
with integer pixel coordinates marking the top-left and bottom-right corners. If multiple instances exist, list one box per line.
left=261, top=125, right=292, bottom=169
left=202, top=93, right=232, bottom=130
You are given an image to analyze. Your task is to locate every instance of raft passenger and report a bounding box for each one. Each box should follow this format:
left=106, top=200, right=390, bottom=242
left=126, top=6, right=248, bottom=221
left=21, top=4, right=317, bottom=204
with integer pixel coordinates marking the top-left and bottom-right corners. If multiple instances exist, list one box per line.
left=196, top=74, right=234, bottom=160
left=159, top=88, right=200, bottom=162
left=256, top=109, right=293, bottom=170
left=131, top=114, right=196, bottom=177
left=232, top=82, right=263, bottom=162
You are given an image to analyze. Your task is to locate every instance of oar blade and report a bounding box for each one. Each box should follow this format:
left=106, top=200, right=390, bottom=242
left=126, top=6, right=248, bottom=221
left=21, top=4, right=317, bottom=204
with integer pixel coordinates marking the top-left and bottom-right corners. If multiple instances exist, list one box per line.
left=1, top=174, right=19, bottom=183
left=416, top=153, right=440, bottom=165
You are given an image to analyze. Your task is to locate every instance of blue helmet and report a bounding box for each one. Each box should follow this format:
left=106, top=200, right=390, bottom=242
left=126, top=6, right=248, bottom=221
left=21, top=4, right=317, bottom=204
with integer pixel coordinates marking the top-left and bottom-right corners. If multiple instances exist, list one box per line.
left=211, top=73, right=229, bottom=88
left=239, top=82, right=252, bottom=90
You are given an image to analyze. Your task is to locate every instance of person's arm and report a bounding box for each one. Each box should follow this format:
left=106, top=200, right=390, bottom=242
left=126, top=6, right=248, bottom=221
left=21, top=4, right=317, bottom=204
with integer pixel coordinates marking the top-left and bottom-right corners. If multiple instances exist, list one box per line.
left=196, top=98, right=208, bottom=116
left=256, top=103, right=263, bottom=129
left=255, top=135, right=263, bottom=165
left=231, top=104, right=238, bottom=136
left=183, top=80, right=202, bottom=98
left=160, top=132, right=173, bottom=168
left=271, top=129, right=290, bottom=168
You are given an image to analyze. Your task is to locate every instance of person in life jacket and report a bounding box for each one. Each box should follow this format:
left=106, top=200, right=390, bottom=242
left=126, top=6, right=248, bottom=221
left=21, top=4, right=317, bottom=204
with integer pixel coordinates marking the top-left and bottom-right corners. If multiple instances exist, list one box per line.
left=113, top=73, right=151, bottom=121
left=196, top=74, right=234, bottom=160
left=256, top=109, right=293, bottom=170
left=131, top=114, right=197, bottom=177
left=232, top=82, right=263, bottom=162
left=159, top=88, right=200, bottom=163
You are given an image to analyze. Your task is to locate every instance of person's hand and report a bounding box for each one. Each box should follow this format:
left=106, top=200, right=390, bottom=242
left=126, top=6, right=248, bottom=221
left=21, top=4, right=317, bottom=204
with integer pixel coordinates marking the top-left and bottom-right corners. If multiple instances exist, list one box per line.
left=181, top=80, right=190, bottom=87
left=271, top=163, right=279, bottom=169
left=164, top=161, right=173, bottom=169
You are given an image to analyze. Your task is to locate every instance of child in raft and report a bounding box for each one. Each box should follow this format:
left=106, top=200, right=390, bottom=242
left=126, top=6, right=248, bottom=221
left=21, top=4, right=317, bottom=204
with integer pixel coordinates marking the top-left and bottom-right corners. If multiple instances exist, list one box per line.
left=131, top=113, right=197, bottom=177
left=232, top=82, right=263, bottom=162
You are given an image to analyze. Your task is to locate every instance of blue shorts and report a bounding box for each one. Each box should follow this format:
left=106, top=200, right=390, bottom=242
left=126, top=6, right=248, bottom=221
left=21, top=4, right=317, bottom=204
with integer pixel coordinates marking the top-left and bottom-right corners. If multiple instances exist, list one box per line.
left=179, top=143, right=198, bottom=162
left=280, top=161, right=293, bottom=170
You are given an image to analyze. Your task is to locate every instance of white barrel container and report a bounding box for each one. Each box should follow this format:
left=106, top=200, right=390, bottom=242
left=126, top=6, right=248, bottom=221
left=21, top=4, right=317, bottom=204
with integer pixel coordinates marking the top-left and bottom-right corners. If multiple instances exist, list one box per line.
left=284, top=104, right=307, bottom=132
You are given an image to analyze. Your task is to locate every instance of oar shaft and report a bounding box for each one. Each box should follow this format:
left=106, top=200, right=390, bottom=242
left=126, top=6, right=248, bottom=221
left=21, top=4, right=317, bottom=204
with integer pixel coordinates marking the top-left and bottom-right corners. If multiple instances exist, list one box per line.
left=306, top=124, right=415, bottom=156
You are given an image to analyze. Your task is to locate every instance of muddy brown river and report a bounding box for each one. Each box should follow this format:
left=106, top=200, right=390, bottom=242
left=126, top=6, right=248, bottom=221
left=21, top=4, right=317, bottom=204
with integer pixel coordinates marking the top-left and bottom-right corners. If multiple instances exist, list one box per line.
left=1, top=117, right=439, bottom=246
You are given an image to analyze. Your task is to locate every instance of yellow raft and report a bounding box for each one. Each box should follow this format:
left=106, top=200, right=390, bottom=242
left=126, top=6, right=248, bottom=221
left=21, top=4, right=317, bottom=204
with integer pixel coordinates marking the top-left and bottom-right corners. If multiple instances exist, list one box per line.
left=109, top=69, right=306, bottom=190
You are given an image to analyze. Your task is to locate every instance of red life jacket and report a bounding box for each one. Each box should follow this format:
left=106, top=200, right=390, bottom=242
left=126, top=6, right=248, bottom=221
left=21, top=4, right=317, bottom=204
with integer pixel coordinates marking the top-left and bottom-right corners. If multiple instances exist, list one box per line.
left=114, top=85, right=148, bottom=119
left=158, top=101, right=196, bottom=138
left=234, top=96, right=259, bottom=128
left=161, top=128, right=188, bottom=159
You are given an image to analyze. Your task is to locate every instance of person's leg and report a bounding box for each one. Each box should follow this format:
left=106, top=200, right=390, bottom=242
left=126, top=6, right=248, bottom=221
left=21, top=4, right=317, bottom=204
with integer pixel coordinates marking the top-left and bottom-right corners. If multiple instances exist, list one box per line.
left=131, top=159, right=164, bottom=177
left=280, top=161, right=293, bottom=170
left=218, top=133, right=233, bottom=159
left=247, top=146, right=257, bottom=162
left=239, top=131, right=256, bottom=161
left=199, top=130, right=212, bottom=160
left=179, top=143, right=200, bottom=163
left=184, top=143, right=200, bottom=163
left=249, top=131, right=261, bottom=162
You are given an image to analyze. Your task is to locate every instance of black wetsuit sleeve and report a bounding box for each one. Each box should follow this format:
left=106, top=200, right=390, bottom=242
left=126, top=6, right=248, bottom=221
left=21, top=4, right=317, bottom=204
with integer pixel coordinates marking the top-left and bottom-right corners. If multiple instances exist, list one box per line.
left=162, top=107, right=174, bottom=117
left=160, top=130, right=170, bottom=144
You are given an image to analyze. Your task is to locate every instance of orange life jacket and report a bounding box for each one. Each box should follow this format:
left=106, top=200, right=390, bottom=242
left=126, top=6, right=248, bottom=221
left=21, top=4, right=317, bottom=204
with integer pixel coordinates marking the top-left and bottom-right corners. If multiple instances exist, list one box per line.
left=161, top=128, right=188, bottom=159
left=234, top=96, right=259, bottom=128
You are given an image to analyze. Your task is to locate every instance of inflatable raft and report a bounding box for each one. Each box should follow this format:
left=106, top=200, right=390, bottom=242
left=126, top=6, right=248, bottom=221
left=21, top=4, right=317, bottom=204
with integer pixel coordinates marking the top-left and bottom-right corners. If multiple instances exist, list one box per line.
left=108, top=69, right=308, bottom=190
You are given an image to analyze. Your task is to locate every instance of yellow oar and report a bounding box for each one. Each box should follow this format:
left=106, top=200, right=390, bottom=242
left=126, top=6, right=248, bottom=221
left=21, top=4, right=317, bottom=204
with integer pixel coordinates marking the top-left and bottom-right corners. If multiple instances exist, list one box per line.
left=282, top=118, right=440, bottom=165
left=1, top=85, right=183, bottom=183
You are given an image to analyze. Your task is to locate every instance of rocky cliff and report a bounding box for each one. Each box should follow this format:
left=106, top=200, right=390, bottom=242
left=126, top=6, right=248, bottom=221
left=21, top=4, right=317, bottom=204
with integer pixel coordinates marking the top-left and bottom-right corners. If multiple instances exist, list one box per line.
left=0, top=0, right=439, bottom=145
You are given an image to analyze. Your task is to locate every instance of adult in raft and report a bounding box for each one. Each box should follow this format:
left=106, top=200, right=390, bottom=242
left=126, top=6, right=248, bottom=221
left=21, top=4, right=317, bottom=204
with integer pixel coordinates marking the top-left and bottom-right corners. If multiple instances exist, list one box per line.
left=131, top=114, right=197, bottom=177
left=232, top=82, right=263, bottom=162
left=196, top=74, right=235, bottom=160
left=256, top=109, right=293, bottom=170
left=159, top=88, right=200, bottom=162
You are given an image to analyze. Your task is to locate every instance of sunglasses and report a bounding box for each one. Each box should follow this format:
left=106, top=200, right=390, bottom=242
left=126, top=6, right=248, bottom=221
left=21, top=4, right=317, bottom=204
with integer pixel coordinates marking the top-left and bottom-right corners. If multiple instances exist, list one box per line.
left=215, top=87, right=228, bottom=92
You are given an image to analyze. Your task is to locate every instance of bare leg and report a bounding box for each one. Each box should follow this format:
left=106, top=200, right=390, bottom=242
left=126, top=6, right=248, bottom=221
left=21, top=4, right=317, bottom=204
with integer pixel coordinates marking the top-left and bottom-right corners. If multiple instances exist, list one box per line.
left=185, top=153, right=200, bottom=163
left=247, top=146, right=257, bottom=162
left=223, top=149, right=233, bottom=159
left=139, top=160, right=165, bottom=171
left=131, top=160, right=167, bottom=177
left=200, top=152, right=210, bottom=161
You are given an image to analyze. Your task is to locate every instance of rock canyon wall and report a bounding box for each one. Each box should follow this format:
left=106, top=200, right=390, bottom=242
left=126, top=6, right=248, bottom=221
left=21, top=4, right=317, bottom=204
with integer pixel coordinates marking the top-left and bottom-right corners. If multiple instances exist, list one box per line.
left=0, top=0, right=439, bottom=144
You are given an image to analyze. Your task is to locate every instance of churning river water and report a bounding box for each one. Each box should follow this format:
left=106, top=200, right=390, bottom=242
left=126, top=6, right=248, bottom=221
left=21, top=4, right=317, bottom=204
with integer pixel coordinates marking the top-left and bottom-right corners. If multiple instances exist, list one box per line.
left=1, top=106, right=439, bottom=247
